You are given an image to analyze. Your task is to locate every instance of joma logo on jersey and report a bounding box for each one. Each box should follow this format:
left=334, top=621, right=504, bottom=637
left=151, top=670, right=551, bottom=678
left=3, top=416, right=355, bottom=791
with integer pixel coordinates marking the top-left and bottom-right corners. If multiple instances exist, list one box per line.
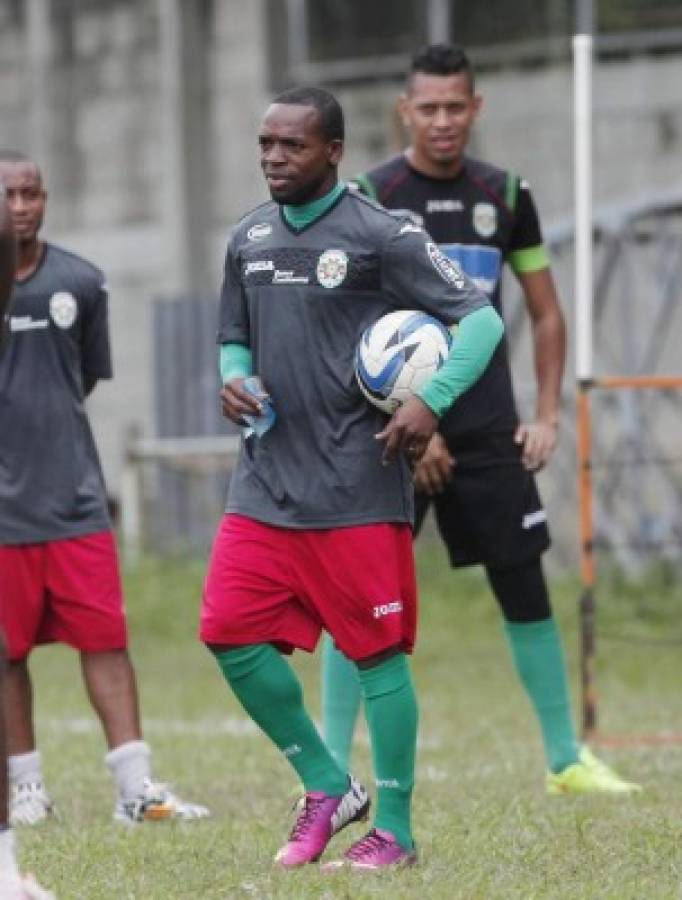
left=9, top=316, right=49, bottom=332
left=244, top=259, right=274, bottom=276
left=373, top=601, right=403, bottom=619
left=426, top=198, right=464, bottom=213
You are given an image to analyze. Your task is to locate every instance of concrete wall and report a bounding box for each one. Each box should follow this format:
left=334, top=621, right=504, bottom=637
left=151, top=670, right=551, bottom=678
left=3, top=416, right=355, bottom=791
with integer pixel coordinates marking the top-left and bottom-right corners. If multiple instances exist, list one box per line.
left=1, top=0, right=681, bottom=500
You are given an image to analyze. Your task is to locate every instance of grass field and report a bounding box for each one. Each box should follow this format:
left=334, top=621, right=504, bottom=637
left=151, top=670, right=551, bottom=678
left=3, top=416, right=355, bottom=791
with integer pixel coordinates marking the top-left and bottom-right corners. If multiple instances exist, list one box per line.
left=16, top=540, right=682, bottom=899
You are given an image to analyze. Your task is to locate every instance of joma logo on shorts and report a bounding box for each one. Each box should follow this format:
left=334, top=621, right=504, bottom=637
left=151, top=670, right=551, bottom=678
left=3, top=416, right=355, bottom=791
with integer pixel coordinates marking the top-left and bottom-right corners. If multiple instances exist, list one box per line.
left=522, top=509, right=547, bottom=529
left=373, top=601, right=403, bottom=619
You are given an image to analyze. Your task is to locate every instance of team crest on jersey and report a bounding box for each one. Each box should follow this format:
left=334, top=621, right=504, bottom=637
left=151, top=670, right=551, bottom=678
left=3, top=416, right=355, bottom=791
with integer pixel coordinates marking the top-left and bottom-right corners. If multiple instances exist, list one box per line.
left=49, top=291, right=78, bottom=329
left=316, top=249, right=348, bottom=289
left=472, top=202, right=497, bottom=238
left=247, top=223, right=272, bottom=241
left=425, top=242, right=466, bottom=289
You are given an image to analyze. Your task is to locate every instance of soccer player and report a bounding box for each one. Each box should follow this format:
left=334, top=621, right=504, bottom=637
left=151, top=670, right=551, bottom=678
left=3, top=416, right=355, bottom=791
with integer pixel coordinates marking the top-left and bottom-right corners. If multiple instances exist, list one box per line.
left=0, top=151, right=210, bottom=827
left=201, top=86, right=504, bottom=869
left=1, top=184, right=54, bottom=900
left=321, top=43, right=640, bottom=794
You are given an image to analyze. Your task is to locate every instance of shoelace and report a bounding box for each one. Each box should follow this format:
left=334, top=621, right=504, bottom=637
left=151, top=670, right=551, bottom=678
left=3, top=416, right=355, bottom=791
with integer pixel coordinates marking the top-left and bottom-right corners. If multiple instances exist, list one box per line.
left=346, top=829, right=390, bottom=860
left=289, top=796, right=328, bottom=840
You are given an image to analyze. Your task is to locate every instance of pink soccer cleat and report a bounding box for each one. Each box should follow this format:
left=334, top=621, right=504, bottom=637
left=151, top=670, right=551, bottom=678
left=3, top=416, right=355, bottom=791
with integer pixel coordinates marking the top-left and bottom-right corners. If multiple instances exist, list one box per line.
left=323, top=828, right=417, bottom=871
left=274, top=775, right=369, bottom=867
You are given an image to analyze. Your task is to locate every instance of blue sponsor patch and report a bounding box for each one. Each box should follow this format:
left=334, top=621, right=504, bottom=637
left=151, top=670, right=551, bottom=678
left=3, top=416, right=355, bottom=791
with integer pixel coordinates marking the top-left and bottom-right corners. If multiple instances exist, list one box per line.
left=440, top=244, right=502, bottom=297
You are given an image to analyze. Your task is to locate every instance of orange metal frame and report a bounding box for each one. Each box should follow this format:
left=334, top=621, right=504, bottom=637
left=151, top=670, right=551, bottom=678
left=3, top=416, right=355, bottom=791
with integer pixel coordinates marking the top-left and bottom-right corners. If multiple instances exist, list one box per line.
left=576, top=374, right=682, bottom=745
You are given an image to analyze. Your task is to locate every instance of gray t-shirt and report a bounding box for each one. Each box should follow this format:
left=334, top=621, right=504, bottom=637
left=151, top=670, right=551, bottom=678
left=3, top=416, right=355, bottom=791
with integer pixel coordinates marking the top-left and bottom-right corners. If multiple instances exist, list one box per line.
left=0, top=243, right=112, bottom=544
left=219, top=188, right=490, bottom=529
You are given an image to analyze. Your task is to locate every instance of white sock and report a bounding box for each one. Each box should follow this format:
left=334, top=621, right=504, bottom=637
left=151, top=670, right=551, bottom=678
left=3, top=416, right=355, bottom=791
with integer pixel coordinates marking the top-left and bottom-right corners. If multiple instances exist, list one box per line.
left=0, top=828, right=21, bottom=885
left=7, top=751, right=42, bottom=787
left=105, top=740, right=152, bottom=800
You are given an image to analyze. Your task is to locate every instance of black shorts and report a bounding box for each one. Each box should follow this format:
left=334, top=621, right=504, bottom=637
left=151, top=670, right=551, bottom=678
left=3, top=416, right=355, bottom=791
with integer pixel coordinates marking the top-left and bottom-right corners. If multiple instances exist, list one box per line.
left=415, top=431, right=551, bottom=569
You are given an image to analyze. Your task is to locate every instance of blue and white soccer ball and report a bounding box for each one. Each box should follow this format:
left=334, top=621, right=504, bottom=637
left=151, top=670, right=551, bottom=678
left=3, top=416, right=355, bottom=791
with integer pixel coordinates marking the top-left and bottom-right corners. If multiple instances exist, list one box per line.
left=355, top=310, right=453, bottom=414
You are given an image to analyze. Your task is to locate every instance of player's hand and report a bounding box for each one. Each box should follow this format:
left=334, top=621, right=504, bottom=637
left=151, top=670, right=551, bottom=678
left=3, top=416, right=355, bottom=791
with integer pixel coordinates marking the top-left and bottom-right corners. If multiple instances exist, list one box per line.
left=514, top=418, right=558, bottom=471
left=413, top=433, right=455, bottom=495
left=219, top=377, right=264, bottom=426
left=375, top=396, right=439, bottom=465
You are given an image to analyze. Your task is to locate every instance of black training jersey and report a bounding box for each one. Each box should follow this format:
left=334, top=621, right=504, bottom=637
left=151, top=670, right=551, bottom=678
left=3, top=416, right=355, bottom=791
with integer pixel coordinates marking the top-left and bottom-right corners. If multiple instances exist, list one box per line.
left=356, top=154, right=547, bottom=440
left=219, top=187, right=490, bottom=529
left=0, top=243, right=112, bottom=544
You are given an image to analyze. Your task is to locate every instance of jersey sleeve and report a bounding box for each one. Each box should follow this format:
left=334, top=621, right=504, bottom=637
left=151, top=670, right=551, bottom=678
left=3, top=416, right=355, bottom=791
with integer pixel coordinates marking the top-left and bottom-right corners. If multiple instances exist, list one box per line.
left=381, top=222, right=491, bottom=325
left=217, top=236, right=250, bottom=347
left=507, top=178, right=551, bottom=274
left=81, top=278, right=113, bottom=389
left=351, top=172, right=378, bottom=200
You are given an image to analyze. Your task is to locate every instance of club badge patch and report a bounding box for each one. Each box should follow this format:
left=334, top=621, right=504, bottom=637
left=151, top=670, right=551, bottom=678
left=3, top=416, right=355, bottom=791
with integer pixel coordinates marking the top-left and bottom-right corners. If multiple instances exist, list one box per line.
left=472, top=202, right=497, bottom=238
left=316, top=249, right=348, bottom=289
left=425, top=242, right=466, bottom=289
left=49, top=291, right=78, bottom=329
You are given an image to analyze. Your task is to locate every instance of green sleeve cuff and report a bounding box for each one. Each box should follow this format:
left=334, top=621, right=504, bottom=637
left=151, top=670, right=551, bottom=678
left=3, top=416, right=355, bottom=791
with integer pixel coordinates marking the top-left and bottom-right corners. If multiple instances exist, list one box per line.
left=508, top=244, right=550, bottom=274
left=416, top=306, right=504, bottom=418
left=219, top=343, right=252, bottom=384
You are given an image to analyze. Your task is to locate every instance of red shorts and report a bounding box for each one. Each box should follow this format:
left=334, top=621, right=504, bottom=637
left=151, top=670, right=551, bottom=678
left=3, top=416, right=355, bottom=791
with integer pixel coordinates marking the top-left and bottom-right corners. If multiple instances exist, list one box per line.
left=200, top=514, right=417, bottom=661
left=0, top=531, right=128, bottom=661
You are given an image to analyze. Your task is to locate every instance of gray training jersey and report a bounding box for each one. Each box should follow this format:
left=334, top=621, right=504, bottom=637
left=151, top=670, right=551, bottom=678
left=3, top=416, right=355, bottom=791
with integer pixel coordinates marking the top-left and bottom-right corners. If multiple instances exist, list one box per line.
left=0, top=243, right=112, bottom=544
left=219, top=187, right=490, bottom=529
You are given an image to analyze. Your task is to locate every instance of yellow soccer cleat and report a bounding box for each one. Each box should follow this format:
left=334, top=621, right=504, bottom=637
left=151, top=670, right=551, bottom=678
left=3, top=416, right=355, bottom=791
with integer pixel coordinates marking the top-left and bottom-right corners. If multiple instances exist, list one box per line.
left=546, top=746, right=642, bottom=795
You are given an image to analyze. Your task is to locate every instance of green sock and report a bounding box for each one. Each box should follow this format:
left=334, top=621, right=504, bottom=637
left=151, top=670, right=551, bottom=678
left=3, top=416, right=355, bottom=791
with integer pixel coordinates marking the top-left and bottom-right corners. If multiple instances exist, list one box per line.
left=358, top=654, right=417, bottom=851
left=321, top=634, right=362, bottom=772
left=213, top=644, right=347, bottom=795
left=504, top=618, right=580, bottom=773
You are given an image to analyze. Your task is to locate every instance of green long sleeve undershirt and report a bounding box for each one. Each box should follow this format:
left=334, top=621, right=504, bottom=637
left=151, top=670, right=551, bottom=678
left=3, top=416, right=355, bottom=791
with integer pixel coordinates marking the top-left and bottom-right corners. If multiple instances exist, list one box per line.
left=219, top=343, right=252, bottom=384
left=219, top=303, right=503, bottom=419
left=416, top=304, right=504, bottom=419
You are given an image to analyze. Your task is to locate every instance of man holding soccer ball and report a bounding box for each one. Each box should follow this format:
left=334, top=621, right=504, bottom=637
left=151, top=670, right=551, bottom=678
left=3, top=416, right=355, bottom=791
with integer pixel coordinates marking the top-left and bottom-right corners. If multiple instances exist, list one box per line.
left=201, top=86, right=503, bottom=869
left=322, top=43, right=640, bottom=795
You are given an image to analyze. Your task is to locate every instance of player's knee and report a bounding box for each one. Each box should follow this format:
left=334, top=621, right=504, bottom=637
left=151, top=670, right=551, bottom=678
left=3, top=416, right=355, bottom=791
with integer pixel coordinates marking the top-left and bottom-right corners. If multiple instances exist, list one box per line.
left=486, top=558, right=552, bottom=623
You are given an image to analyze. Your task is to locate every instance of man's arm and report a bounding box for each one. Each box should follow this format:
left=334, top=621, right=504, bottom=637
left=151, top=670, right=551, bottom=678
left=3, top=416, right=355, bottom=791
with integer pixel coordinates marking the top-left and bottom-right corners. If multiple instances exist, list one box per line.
left=218, top=342, right=263, bottom=425
left=375, top=225, right=503, bottom=462
left=216, top=235, right=263, bottom=426
left=376, top=305, right=504, bottom=463
left=507, top=177, right=567, bottom=471
left=81, top=279, right=113, bottom=396
left=514, top=266, right=566, bottom=470
left=0, top=191, right=15, bottom=323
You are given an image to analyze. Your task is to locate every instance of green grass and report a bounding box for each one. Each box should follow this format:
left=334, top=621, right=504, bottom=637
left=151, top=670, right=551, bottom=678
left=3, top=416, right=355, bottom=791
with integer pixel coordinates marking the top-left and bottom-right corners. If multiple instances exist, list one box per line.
left=17, top=541, right=682, bottom=898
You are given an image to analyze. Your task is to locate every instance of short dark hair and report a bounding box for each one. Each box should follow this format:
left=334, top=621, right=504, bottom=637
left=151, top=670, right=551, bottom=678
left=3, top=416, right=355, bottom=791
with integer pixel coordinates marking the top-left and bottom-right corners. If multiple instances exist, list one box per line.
left=0, top=151, right=44, bottom=189
left=271, top=86, right=344, bottom=142
left=408, top=43, right=475, bottom=92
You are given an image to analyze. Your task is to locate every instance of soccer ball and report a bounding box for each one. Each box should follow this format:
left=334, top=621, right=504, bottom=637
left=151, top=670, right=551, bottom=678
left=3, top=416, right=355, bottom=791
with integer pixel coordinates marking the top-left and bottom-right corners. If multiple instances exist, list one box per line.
left=355, top=310, right=453, bottom=414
